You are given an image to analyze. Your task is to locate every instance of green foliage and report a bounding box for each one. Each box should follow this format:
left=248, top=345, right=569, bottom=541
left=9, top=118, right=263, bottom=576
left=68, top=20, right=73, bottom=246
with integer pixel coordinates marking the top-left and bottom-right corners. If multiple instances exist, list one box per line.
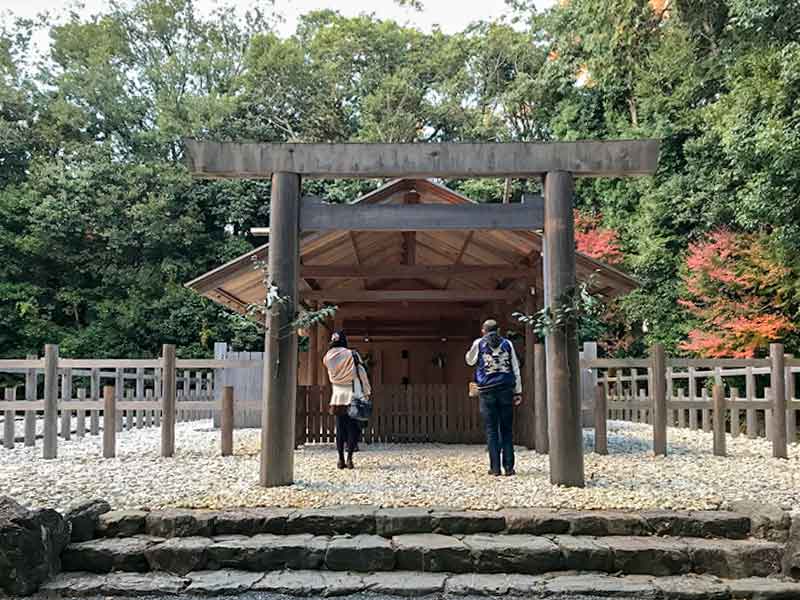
left=1, top=0, right=799, bottom=359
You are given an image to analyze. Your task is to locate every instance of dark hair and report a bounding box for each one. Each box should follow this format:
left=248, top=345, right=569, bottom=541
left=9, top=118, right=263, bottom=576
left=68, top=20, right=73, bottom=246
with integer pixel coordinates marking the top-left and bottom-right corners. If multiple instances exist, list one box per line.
left=329, top=330, right=349, bottom=349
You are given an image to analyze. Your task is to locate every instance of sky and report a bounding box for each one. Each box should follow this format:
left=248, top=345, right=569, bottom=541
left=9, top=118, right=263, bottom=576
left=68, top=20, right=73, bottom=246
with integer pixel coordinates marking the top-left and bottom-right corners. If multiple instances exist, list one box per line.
left=2, top=0, right=552, bottom=36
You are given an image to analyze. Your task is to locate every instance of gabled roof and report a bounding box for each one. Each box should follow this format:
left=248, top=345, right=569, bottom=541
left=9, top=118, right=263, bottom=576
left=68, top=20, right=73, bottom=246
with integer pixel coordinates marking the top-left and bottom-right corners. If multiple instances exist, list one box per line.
left=186, top=178, right=638, bottom=315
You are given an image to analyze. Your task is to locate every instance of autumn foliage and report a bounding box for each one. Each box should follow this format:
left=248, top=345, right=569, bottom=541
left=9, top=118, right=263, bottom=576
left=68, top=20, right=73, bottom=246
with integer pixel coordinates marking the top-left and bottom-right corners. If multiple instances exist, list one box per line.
left=574, top=210, right=623, bottom=265
left=680, top=229, right=794, bottom=358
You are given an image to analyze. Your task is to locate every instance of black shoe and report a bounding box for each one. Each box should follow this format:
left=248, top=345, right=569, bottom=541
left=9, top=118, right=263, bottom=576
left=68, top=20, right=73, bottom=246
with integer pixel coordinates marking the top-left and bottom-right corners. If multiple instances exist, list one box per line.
left=346, top=454, right=355, bottom=469
left=504, top=469, right=516, bottom=477
left=337, top=458, right=346, bottom=469
left=488, top=469, right=501, bottom=476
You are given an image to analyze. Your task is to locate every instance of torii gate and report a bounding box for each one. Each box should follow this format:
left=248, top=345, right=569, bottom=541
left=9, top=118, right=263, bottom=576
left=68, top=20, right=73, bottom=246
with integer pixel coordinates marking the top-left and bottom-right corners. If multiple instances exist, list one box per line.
left=185, top=139, right=660, bottom=488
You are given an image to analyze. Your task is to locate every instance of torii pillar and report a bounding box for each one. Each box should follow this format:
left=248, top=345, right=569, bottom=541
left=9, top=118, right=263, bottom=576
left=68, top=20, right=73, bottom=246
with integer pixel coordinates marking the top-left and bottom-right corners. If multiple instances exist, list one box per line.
left=544, top=171, right=584, bottom=487
left=261, top=172, right=301, bottom=487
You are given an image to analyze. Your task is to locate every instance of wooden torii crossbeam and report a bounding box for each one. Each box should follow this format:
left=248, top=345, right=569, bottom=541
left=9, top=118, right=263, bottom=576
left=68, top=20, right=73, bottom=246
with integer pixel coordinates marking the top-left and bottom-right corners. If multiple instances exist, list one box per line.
left=184, top=139, right=660, bottom=489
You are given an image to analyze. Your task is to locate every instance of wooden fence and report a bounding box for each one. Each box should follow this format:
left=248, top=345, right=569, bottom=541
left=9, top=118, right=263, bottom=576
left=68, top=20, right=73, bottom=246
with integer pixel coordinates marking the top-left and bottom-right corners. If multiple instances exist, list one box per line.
left=296, top=384, right=499, bottom=445
left=0, top=344, right=261, bottom=458
left=586, top=342, right=800, bottom=458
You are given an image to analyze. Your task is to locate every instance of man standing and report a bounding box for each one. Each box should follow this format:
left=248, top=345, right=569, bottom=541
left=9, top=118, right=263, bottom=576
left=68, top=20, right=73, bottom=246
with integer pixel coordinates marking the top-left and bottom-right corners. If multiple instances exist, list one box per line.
left=466, top=319, right=523, bottom=476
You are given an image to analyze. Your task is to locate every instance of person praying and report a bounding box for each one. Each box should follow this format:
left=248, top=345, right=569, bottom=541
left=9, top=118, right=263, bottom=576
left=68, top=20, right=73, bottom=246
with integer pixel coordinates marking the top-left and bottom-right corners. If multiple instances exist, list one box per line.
left=466, top=319, right=523, bottom=476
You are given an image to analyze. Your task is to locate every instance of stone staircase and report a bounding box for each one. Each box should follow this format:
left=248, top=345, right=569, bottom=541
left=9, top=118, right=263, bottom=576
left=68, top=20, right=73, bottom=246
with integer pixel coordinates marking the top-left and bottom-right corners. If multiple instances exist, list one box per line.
left=42, top=506, right=800, bottom=598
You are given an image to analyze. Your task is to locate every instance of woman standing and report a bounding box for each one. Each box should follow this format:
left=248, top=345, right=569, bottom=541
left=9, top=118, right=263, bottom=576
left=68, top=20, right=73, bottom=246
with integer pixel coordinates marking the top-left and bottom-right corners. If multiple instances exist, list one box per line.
left=322, top=331, right=371, bottom=469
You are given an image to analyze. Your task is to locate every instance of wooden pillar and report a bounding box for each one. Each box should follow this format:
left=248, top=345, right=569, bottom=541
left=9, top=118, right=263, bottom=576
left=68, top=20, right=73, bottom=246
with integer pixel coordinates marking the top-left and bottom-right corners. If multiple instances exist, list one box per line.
left=317, top=321, right=329, bottom=386
left=534, top=343, right=548, bottom=454
left=651, top=343, right=667, bottom=456
left=43, top=344, right=59, bottom=459
left=543, top=171, right=583, bottom=487
left=523, top=292, right=536, bottom=449
left=770, top=343, right=788, bottom=458
left=261, top=171, right=301, bottom=487
left=594, top=383, right=607, bottom=455
left=61, top=368, right=72, bottom=440
left=161, top=343, right=177, bottom=457
left=712, top=383, right=726, bottom=456
left=221, top=386, right=234, bottom=457
left=24, top=354, right=37, bottom=447
left=4, top=388, right=14, bottom=450
left=103, top=385, right=116, bottom=458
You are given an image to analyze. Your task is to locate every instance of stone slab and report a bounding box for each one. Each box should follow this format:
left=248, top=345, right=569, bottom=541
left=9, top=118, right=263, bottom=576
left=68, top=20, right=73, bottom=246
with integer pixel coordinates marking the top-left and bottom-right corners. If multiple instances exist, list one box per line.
left=97, top=510, right=148, bottom=538
left=207, top=533, right=328, bottom=571
left=501, top=509, right=571, bottom=535
left=61, top=537, right=154, bottom=573
left=144, top=536, right=212, bottom=575
left=65, top=499, right=111, bottom=542
left=642, top=510, right=751, bottom=540
left=463, top=533, right=561, bottom=574
left=213, top=508, right=295, bottom=536
left=729, top=501, right=790, bottom=542
left=445, top=572, right=548, bottom=596
left=566, top=510, right=648, bottom=536
left=285, top=506, right=378, bottom=536
left=254, top=570, right=365, bottom=596
left=185, top=569, right=264, bottom=594
left=431, top=510, right=506, bottom=535
left=688, top=538, right=784, bottom=579
left=146, top=509, right=217, bottom=538
left=362, top=571, right=448, bottom=596
left=553, top=534, right=614, bottom=571
left=544, top=573, right=659, bottom=598
left=605, top=536, right=690, bottom=576
left=652, top=574, right=731, bottom=599
left=325, top=534, right=395, bottom=571
left=727, top=577, right=800, bottom=599
left=98, top=571, right=188, bottom=596
left=40, top=572, right=109, bottom=596
left=375, top=507, right=434, bottom=537
left=392, top=533, right=472, bottom=573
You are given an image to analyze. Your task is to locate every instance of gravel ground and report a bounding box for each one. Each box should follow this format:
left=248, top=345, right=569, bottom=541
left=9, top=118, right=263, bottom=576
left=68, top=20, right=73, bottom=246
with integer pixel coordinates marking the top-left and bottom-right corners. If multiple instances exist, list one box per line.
left=1, top=419, right=799, bottom=512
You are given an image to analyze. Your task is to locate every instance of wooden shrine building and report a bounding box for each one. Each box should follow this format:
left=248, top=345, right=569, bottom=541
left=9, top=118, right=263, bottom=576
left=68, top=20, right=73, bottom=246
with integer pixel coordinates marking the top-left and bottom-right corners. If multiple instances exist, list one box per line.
left=184, top=140, right=660, bottom=489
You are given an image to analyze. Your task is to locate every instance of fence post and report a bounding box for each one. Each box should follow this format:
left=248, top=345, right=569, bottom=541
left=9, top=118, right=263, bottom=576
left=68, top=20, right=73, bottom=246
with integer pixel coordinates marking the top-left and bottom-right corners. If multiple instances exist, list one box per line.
left=115, top=369, right=123, bottom=433
left=730, top=387, right=740, bottom=437
left=103, top=385, right=116, bottom=458
left=770, top=343, right=788, bottom=459
left=712, top=383, right=726, bottom=457
left=765, top=387, right=773, bottom=441
left=581, top=342, right=597, bottom=427
left=90, top=368, right=100, bottom=436
left=651, top=343, right=667, bottom=456
left=594, top=383, right=607, bottom=455
left=43, top=344, right=59, bottom=459
left=3, top=388, right=14, bottom=450
left=785, top=355, right=795, bottom=445
left=76, top=388, right=85, bottom=438
left=24, top=354, right=37, bottom=447
left=221, top=386, right=234, bottom=457
left=60, top=368, right=72, bottom=440
left=533, top=343, right=548, bottom=454
left=161, top=344, right=177, bottom=458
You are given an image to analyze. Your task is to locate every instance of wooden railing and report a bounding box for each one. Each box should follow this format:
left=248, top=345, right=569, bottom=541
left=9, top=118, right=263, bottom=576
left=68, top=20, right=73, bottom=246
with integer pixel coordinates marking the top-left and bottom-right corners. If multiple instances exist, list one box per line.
left=584, top=343, right=800, bottom=458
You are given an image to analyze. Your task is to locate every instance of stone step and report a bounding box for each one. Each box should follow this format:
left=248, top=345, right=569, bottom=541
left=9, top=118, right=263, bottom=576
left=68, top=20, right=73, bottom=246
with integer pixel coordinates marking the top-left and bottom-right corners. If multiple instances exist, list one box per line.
left=42, top=569, right=800, bottom=598
left=93, top=506, right=755, bottom=540
left=60, top=532, right=786, bottom=580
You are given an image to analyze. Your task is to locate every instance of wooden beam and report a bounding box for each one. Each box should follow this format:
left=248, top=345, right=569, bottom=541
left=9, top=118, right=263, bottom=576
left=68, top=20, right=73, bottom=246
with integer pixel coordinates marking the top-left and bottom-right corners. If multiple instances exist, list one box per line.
left=185, top=139, right=661, bottom=179
left=333, top=303, right=485, bottom=320
left=301, top=289, right=518, bottom=303
left=300, top=264, right=530, bottom=279
left=299, top=201, right=544, bottom=232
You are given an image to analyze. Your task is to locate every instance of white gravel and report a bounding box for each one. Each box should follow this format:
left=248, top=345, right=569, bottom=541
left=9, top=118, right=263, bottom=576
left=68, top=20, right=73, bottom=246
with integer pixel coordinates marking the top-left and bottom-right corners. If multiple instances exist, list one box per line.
left=1, top=420, right=798, bottom=513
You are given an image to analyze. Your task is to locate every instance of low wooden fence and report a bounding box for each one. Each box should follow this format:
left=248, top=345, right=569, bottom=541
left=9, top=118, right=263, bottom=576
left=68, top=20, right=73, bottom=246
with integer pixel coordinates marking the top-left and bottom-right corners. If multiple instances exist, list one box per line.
left=586, top=343, right=800, bottom=458
left=296, top=384, right=494, bottom=445
left=0, top=344, right=262, bottom=458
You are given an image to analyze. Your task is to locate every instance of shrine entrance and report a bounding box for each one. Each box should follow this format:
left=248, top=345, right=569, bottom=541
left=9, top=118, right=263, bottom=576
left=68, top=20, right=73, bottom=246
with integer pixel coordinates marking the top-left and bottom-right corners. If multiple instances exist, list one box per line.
left=185, top=140, right=659, bottom=488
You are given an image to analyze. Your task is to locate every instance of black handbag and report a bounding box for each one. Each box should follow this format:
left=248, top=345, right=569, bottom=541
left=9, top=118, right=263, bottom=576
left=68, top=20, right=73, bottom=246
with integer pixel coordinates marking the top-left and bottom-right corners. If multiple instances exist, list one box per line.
left=348, top=351, right=373, bottom=421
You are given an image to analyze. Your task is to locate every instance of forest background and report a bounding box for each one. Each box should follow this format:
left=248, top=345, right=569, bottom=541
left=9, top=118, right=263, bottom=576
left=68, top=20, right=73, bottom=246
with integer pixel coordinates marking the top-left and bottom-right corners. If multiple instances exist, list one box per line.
left=2, top=0, right=799, bottom=359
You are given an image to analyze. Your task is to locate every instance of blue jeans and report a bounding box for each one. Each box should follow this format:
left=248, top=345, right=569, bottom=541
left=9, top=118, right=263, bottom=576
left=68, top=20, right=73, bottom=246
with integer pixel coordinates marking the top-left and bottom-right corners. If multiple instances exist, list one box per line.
left=479, top=386, right=515, bottom=474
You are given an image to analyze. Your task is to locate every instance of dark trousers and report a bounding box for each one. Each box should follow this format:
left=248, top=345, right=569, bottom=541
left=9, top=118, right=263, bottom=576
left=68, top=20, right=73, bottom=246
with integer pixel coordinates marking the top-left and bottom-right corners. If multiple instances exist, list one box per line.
left=479, top=386, right=515, bottom=474
left=334, top=412, right=359, bottom=458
